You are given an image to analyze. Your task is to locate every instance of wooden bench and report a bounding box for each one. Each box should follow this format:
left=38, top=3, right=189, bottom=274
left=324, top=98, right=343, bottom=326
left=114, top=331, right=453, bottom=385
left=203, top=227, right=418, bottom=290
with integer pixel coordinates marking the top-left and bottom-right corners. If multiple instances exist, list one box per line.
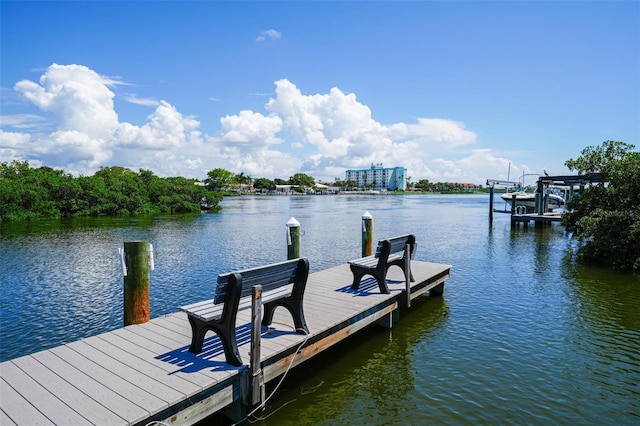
left=180, top=258, right=310, bottom=366
left=348, top=234, right=417, bottom=294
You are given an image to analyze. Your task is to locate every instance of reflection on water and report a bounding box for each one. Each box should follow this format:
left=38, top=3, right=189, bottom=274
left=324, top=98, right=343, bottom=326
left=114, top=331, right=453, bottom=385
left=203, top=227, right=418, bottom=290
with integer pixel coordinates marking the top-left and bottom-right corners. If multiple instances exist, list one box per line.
left=250, top=296, right=450, bottom=426
left=1, top=194, right=639, bottom=424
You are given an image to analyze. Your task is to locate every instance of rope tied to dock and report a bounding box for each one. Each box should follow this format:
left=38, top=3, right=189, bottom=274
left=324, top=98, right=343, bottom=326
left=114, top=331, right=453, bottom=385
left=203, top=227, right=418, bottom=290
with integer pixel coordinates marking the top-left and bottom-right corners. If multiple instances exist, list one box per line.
left=235, top=324, right=310, bottom=425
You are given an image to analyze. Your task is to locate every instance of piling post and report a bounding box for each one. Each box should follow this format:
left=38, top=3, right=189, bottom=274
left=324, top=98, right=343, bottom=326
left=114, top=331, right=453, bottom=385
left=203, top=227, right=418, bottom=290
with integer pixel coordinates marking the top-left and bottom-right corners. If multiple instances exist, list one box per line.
left=488, top=185, right=494, bottom=222
left=536, top=180, right=544, bottom=214
left=286, top=217, right=301, bottom=260
left=122, top=241, right=151, bottom=326
left=404, top=244, right=411, bottom=308
left=362, top=211, right=374, bottom=257
left=543, top=193, right=549, bottom=213
left=510, top=194, right=517, bottom=226
left=250, top=285, right=264, bottom=407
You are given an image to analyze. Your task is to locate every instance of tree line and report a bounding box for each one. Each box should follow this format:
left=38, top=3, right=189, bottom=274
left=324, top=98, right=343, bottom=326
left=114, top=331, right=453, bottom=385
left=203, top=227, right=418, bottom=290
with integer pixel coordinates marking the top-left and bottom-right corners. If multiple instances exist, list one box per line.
left=205, top=168, right=318, bottom=193
left=0, top=161, right=221, bottom=222
left=2, top=140, right=638, bottom=270
left=412, top=180, right=482, bottom=192
left=206, top=168, right=481, bottom=193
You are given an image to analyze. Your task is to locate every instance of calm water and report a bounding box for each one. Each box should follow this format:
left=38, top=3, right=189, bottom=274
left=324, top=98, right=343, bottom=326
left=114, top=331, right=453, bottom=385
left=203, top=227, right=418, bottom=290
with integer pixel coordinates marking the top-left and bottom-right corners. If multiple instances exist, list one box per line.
left=1, top=194, right=638, bottom=424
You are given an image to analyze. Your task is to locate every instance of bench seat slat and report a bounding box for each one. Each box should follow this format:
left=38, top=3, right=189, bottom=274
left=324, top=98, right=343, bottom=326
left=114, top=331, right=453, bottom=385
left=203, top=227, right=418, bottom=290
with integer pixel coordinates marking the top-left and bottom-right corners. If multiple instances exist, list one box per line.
left=180, top=285, right=293, bottom=322
left=348, top=255, right=377, bottom=267
left=349, top=248, right=405, bottom=267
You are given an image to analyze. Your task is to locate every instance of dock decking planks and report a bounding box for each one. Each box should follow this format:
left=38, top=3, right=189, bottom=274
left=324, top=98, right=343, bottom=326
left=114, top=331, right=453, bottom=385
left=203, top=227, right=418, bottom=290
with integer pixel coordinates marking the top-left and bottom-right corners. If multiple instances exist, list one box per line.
left=0, top=261, right=450, bottom=425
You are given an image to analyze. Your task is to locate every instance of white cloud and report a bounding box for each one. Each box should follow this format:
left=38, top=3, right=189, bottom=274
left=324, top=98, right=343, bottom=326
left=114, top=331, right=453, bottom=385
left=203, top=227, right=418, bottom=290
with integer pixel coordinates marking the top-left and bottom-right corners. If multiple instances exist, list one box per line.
left=0, top=130, right=32, bottom=163
left=2, top=63, right=527, bottom=184
left=0, top=114, right=49, bottom=130
left=116, top=101, right=202, bottom=149
left=124, top=95, right=160, bottom=107
left=388, top=118, right=476, bottom=147
left=216, top=110, right=283, bottom=147
left=14, top=63, right=119, bottom=141
left=256, top=29, right=282, bottom=42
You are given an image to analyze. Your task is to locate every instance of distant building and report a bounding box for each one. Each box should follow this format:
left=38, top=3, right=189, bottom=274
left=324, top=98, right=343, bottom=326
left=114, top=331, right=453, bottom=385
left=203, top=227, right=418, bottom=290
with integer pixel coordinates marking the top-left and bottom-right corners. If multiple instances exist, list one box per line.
left=345, top=164, right=407, bottom=191
left=275, top=184, right=295, bottom=194
left=460, top=183, right=480, bottom=191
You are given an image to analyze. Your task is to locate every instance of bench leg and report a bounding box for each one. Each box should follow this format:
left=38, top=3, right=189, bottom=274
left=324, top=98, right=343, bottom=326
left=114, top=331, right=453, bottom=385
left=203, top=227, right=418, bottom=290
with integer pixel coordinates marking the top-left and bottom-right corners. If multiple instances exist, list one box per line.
left=375, top=275, right=390, bottom=294
left=186, top=315, right=243, bottom=367
left=350, top=265, right=390, bottom=294
left=388, top=261, right=415, bottom=282
left=187, top=315, right=208, bottom=354
left=349, top=265, right=368, bottom=290
left=263, top=299, right=309, bottom=335
left=216, top=323, right=243, bottom=367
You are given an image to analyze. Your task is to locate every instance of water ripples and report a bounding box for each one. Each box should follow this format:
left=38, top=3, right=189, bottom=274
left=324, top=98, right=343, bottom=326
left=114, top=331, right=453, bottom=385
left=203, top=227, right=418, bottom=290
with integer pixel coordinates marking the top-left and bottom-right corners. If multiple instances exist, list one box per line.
left=2, top=195, right=639, bottom=424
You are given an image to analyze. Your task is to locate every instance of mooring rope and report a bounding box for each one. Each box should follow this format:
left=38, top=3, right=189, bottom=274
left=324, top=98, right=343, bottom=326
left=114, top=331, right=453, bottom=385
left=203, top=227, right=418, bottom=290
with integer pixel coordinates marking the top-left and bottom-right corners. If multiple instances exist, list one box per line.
left=240, top=323, right=311, bottom=424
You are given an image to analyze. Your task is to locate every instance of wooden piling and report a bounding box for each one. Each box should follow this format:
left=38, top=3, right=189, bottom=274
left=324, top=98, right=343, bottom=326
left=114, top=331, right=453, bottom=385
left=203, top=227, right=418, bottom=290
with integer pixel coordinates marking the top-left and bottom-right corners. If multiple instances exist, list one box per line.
left=286, top=217, right=301, bottom=260
left=362, top=211, right=374, bottom=257
left=123, top=241, right=150, bottom=326
left=536, top=180, right=544, bottom=214
left=250, top=285, right=264, bottom=407
left=489, top=186, right=494, bottom=222
left=404, top=244, right=411, bottom=308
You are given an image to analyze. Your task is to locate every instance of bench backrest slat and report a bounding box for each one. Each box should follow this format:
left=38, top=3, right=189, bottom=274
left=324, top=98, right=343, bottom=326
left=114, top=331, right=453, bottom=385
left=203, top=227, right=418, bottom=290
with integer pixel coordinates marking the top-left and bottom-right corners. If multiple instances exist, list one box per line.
left=374, top=234, right=415, bottom=258
left=214, top=259, right=302, bottom=305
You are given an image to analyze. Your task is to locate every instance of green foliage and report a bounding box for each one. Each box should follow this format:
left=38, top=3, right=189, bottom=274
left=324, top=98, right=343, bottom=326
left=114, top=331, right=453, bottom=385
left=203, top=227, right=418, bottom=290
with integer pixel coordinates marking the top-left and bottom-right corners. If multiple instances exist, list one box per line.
left=564, top=141, right=640, bottom=270
left=234, top=172, right=252, bottom=185
left=0, top=161, right=221, bottom=222
left=414, top=179, right=432, bottom=191
left=253, top=177, right=276, bottom=191
left=205, top=168, right=235, bottom=190
left=564, top=140, right=635, bottom=176
left=288, top=173, right=315, bottom=188
left=332, top=179, right=357, bottom=190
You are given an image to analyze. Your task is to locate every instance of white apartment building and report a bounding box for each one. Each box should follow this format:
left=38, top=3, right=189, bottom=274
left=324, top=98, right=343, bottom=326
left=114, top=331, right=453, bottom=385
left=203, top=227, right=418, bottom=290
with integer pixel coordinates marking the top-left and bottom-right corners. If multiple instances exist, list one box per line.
left=345, top=164, right=407, bottom=191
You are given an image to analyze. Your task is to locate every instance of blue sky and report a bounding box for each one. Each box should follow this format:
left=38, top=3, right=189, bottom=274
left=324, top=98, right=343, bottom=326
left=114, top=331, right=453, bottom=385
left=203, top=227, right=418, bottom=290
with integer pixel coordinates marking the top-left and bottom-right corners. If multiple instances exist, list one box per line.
left=1, top=1, right=638, bottom=185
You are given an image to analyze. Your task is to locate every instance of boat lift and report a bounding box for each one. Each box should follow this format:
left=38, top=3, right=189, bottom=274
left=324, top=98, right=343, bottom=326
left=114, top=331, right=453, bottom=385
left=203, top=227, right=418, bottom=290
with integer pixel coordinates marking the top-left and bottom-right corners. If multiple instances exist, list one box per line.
left=485, top=179, right=519, bottom=222
left=486, top=173, right=604, bottom=224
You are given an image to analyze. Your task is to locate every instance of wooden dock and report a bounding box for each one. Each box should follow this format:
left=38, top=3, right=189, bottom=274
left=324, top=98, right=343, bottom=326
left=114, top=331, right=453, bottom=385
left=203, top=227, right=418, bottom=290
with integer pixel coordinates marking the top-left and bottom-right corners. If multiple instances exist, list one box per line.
left=511, top=212, right=563, bottom=226
left=0, top=261, right=450, bottom=425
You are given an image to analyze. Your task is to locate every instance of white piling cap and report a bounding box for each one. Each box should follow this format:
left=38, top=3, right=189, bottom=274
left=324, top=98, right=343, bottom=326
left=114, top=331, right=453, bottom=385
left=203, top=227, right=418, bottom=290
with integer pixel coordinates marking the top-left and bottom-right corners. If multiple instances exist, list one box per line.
left=362, top=211, right=373, bottom=220
left=286, top=217, right=300, bottom=227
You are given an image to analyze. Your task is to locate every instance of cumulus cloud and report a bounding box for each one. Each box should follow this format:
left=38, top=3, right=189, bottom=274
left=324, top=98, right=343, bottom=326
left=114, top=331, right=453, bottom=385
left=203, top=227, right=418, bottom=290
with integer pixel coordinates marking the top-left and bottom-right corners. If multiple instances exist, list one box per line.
left=256, top=29, right=282, bottom=42
left=1, top=62, right=521, bottom=184
left=14, top=64, right=120, bottom=140
left=216, top=110, right=283, bottom=147
left=3, top=64, right=214, bottom=176
left=115, top=101, right=201, bottom=150
left=388, top=118, right=476, bottom=147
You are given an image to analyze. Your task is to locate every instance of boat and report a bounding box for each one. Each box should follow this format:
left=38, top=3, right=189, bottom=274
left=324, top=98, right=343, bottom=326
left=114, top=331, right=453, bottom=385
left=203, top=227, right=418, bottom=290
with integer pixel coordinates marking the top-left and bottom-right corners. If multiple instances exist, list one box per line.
left=501, top=187, right=565, bottom=211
